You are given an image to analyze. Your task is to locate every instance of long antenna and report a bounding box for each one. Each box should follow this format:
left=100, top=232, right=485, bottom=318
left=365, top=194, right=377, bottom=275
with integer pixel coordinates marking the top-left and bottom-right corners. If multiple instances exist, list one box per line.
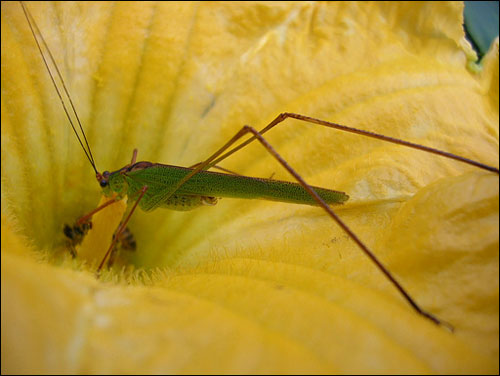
left=20, top=1, right=98, bottom=174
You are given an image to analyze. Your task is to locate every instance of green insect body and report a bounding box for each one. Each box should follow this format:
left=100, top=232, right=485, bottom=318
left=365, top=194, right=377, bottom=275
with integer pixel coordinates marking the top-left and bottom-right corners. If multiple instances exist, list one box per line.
left=102, top=162, right=349, bottom=212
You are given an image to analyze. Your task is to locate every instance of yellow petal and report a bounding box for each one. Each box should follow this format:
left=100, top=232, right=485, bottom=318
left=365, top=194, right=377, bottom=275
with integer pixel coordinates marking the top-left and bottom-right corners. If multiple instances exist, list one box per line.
left=1, top=2, right=498, bottom=373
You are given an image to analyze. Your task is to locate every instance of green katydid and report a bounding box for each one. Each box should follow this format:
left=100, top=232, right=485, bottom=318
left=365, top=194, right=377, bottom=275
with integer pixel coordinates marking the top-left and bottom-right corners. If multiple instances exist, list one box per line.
left=19, top=1, right=499, bottom=332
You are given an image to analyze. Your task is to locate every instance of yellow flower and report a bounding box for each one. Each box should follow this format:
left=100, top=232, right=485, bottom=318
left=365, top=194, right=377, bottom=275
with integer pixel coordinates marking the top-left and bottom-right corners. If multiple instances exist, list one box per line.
left=1, top=1, right=498, bottom=373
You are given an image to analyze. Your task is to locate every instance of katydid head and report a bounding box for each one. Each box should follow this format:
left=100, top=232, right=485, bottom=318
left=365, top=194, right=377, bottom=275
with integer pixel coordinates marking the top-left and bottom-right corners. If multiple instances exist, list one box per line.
left=97, top=170, right=128, bottom=197
left=96, top=171, right=110, bottom=188
left=95, top=150, right=142, bottom=194
left=96, top=171, right=113, bottom=196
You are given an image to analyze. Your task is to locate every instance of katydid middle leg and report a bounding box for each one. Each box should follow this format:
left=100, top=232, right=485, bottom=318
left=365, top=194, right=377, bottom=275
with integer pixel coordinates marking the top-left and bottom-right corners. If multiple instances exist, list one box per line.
left=96, top=185, right=149, bottom=273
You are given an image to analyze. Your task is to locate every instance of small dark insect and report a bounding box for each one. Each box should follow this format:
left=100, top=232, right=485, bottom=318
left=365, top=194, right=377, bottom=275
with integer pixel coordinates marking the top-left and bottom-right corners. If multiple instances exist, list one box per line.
left=64, top=221, right=136, bottom=265
left=107, top=226, right=137, bottom=267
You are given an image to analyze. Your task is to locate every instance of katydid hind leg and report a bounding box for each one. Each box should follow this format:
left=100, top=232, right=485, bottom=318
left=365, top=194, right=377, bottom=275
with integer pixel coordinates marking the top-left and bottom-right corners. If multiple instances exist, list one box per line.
left=208, top=113, right=499, bottom=174
left=189, top=161, right=243, bottom=176
left=163, top=123, right=457, bottom=330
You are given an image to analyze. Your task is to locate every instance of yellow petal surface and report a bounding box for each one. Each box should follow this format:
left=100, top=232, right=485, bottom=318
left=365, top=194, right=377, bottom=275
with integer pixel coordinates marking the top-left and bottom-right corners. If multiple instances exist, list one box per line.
left=1, top=2, right=498, bottom=374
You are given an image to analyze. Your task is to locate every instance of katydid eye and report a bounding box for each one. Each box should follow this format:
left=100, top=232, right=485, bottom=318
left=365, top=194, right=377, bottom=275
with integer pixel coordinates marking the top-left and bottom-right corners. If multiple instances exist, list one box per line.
left=100, top=180, right=108, bottom=188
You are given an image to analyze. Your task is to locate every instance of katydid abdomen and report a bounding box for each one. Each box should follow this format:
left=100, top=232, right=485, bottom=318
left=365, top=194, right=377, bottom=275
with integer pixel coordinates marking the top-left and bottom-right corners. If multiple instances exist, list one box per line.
left=108, top=162, right=349, bottom=211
